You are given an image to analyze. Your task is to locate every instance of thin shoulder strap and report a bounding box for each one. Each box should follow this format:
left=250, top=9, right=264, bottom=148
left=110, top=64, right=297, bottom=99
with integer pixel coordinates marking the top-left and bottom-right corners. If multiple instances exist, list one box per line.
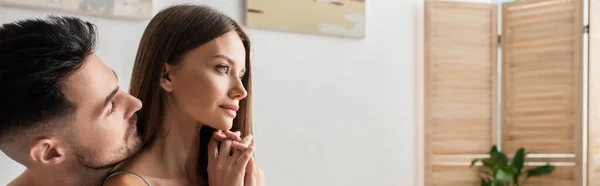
left=103, top=171, right=152, bottom=186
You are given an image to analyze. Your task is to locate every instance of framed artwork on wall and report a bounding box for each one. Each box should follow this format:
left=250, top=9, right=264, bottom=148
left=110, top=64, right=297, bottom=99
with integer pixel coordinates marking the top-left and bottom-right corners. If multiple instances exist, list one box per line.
left=0, top=0, right=153, bottom=20
left=246, top=0, right=366, bottom=39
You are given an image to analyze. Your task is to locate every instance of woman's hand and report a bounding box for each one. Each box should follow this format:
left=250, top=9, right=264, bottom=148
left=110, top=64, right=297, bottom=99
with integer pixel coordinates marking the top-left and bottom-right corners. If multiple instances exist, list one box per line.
left=207, top=130, right=255, bottom=186
left=213, top=131, right=264, bottom=186
left=244, top=156, right=265, bottom=186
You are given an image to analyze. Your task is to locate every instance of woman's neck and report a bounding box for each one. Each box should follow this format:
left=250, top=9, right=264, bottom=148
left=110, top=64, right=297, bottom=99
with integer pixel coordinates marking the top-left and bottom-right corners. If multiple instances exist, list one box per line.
left=148, top=104, right=203, bottom=183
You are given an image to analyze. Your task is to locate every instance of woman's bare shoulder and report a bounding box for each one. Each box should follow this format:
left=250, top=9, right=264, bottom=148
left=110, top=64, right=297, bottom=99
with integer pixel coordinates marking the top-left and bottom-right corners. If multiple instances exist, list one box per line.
left=103, top=172, right=149, bottom=186
left=103, top=152, right=156, bottom=185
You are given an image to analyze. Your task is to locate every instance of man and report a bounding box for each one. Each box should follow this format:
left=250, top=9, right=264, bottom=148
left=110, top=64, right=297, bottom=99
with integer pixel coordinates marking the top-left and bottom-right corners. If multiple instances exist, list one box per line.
left=0, top=16, right=143, bottom=185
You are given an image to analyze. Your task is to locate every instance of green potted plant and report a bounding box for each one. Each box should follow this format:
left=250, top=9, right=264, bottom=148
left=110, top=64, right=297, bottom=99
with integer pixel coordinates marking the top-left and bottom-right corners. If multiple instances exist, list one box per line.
left=470, top=145, right=555, bottom=186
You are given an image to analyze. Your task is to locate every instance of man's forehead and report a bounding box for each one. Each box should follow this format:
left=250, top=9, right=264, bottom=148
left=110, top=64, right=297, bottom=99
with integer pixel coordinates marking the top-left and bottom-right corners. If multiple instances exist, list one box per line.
left=61, top=54, right=116, bottom=104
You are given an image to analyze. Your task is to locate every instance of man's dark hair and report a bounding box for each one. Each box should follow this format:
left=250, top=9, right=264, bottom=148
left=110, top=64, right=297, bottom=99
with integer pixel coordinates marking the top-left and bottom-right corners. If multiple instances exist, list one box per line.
left=0, top=16, right=98, bottom=147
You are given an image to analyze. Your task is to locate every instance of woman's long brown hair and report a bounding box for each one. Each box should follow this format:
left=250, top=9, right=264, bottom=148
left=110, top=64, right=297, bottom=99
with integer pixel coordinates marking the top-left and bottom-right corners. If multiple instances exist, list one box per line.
left=128, top=4, right=252, bottom=183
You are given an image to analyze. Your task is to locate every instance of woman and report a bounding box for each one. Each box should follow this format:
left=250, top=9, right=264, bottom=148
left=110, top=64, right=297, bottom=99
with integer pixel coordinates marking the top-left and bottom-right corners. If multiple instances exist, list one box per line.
left=103, top=4, right=264, bottom=186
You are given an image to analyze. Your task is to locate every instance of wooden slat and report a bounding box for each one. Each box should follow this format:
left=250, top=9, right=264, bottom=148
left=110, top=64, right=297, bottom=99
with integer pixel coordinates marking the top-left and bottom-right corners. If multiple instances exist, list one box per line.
left=424, top=1, right=497, bottom=186
left=502, top=0, right=582, bottom=185
left=501, top=0, right=581, bottom=154
left=430, top=166, right=479, bottom=186
left=589, top=0, right=600, bottom=185
left=425, top=0, right=497, bottom=155
left=522, top=166, right=576, bottom=186
left=429, top=165, right=576, bottom=185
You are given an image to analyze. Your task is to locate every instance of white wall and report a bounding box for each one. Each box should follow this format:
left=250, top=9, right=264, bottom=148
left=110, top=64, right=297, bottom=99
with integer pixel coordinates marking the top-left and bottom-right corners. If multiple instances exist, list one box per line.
left=0, top=0, right=419, bottom=185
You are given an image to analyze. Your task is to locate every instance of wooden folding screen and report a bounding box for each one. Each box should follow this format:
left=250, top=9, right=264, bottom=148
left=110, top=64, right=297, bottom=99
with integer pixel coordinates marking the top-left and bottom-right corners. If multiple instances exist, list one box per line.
left=424, top=0, right=585, bottom=185
left=589, top=0, right=600, bottom=185
left=501, top=0, right=583, bottom=185
left=424, top=1, right=498, bottom=185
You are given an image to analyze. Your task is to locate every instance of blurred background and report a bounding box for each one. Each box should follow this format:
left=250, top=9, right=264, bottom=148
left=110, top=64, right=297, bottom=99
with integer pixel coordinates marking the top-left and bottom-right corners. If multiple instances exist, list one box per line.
left=0, top=0, right=416, bottom=186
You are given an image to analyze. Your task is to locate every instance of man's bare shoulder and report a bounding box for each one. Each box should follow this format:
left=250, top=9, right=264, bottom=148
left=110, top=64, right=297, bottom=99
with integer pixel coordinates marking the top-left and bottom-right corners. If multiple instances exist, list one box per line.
left=7, top=173, right=27, bottom=186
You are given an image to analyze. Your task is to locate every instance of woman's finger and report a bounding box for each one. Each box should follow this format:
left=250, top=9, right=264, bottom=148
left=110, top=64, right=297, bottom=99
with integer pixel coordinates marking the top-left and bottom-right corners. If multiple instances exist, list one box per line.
left=231, top=134, right=253, bottom=160
left=232, top=134, right=253, bottom=150
left=218, top=139, right=233, bottom=162
left=213, top=130, right=228, bottom=141
left=208, top=131, right=220, bottom=166
left=223, top=130, right=242, bottom=141
left=235, top=143, right=255, bottom=170
left=245, top=156, right=256, bottom=186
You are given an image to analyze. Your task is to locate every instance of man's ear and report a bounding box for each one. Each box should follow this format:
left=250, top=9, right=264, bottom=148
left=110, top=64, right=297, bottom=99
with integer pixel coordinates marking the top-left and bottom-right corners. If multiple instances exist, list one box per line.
left=29, top=138, right=65, bottom=165
left=160, top=63, right=174, bottom=92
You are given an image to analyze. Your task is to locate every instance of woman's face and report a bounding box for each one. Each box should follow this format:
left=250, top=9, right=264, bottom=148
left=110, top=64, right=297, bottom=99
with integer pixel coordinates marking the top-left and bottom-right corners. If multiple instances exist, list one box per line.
left=162, top=30, right=247, bottom=131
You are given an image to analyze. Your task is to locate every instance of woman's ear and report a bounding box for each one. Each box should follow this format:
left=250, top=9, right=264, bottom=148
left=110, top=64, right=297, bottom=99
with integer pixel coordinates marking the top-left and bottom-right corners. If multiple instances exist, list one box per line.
left=160, top=63, right=174, bottom=92
left=29, top=138, right=65, bottom=166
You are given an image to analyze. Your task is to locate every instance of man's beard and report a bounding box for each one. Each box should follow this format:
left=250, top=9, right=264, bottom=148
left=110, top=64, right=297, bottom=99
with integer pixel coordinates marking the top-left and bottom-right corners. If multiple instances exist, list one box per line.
left=74, top=135, right=141, bottom=170
left=73, top=117, right=142, bottom=170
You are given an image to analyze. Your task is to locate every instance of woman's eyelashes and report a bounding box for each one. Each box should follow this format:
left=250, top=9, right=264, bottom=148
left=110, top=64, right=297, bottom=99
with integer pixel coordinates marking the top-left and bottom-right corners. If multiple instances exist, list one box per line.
left=216, top=64, right=229, bottom=73
left=216, top=64, right=245, bottom=80
left=108, top=101, right=116, bottom=115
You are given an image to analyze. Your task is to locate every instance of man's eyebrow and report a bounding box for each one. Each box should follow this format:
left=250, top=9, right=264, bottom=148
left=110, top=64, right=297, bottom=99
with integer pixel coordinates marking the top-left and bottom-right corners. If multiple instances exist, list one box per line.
left=112, top=70, right=118, bottom=80
left=104, top=86, right=119, bottom=107
left=105, top=70, right=119, bottom=107
left=97, top=70, right=119, bottom=116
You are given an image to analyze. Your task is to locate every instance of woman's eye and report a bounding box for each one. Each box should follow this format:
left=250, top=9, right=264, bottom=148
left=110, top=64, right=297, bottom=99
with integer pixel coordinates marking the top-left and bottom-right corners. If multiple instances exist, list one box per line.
left=216, top=65, right=229, bottom=73
left=108, top=101, right=116, bottom=115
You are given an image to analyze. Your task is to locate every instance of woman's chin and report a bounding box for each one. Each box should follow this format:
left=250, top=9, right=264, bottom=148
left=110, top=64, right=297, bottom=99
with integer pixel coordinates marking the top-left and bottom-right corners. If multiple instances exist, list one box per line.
left=208, top=122, right=233, bottom=131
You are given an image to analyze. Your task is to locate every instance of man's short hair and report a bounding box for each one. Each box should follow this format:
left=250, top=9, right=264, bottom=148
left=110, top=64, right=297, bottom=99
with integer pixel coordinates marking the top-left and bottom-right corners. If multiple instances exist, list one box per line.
left=0, top=16, right=98, bottom=148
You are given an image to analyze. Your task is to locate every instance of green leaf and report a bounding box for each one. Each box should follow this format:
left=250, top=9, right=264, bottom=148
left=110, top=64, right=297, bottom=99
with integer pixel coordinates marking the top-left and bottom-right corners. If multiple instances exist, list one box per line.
left=471, top=158, right=480, bottom=167
left=481, top=178, right=492, bottom=186
left=497, top=152, right=509, bottom=166
left=511, top=148, right=526, bottom=184
left=492, top=164, right=501, bottom=174
left=487, top=145, right=508, bottom=167
left=478, top=169, right=492, bottom=177
left=489, top=145, right=500, bottom=154
left=526, top=164, right=555, bottom=178
left=489, top=146, right=500, bottom=161
left=482, top=159, right=495, bottom=169
left=494, top=167, right=514, bottom=185
left=490, top=152, right=509, bottom=167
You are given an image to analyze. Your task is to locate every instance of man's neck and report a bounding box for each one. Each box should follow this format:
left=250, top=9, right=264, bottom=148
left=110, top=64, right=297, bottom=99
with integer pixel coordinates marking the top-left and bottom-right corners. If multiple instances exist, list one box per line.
left=9, top=167, right=109, bottom=186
